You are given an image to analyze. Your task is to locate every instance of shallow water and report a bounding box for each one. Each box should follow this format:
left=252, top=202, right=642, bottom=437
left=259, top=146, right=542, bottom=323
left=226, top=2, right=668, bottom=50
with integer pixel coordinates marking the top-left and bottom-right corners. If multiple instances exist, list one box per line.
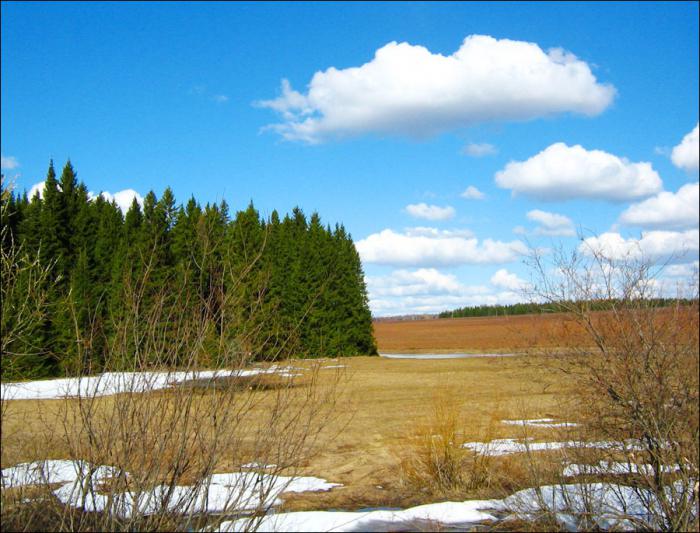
left=378, top=353, right=516, bottom=359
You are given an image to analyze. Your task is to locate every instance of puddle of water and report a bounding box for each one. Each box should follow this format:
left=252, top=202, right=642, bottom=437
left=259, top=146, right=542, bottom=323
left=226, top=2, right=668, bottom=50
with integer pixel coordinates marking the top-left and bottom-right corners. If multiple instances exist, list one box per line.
left=379, top=353, right=516, bottom=360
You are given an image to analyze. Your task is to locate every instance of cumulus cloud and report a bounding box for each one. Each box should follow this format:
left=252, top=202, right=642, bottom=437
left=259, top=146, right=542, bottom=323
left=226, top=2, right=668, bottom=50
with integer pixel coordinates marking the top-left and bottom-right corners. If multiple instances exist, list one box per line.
left=404, top=227, right=474, bottom=238
left=495, top=143, right=662, bottom=201
left=356, top=228, right=527, bottom=267
left=405, top=203, right=456, bottom=221
left=580, top=229, right=699, bottom=263
left=619, top=182, right=699, bottom=229
left=26, top=181, right=43, bottom=199
left=258, top=35, right=615, bottom=143
left=27, top=180, right=143, bottom=214
left=663, top=261, right=699, bottom=279
left=94, top=189, right=144, bottom=214
left=460, top=186, right=485, bottom=200
left=490, top=268, right=530, bottom=291
left=1, top=155, right=19, bottom=170
left=526, top=209, right=576, bottom=236
left=462, top=143, right=497, bottom=157
left=365, top=267, right=529, bottom=316
left=671, top=123, right=699, bottom=172
left=366, top=268, right=464, bottom=297
left=212, top=94, right=230, bottom=104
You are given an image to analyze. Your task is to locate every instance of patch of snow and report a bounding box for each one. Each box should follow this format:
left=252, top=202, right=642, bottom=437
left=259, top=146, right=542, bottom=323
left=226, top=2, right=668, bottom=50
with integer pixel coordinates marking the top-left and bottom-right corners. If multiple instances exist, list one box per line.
left=2, top=460, right=118, bottom=489
left=563, top=461, right=681, bottom=477
left=1, top=366, right=301, bottom=401
left=502, top=419, right=580, bottom=428
left=462, top=439, right=645, bottom=456
left=4, top=458, right=340, bottom=519
left=216, top=500, right=500, bottom=532
left=321, top=365, right=346, bottom=369
left=47, top=463, right=340, bottom=517
left=241, top=463, right=277, bottom=470
left=211, top=481, right=697, bottom=532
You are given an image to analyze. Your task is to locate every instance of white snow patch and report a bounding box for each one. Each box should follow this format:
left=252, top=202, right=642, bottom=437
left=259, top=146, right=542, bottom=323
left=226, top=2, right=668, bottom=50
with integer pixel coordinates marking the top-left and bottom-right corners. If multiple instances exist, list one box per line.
left=2, top=460, right=118, bottom=489
left=3, top=459, right=340, bottom=518
left=54, top=470, right=340, bottom=516
left=241, top=463, right=277, bottom=470
left=217, top=500, right=500, bottom=532
left=563, top=461, right=681, bottom=477
left=502, top=419, right=579, bottom=429
left=212, top=481, right=696, bottom=532
left=1, top=367, right=300, bottom=401
left=462, top=439, right=644, bottom=456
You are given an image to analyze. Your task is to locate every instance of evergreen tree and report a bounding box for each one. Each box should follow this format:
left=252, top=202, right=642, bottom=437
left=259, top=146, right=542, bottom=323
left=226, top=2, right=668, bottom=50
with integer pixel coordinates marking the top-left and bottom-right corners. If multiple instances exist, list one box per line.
left=5, top=160, right=378, bottom=377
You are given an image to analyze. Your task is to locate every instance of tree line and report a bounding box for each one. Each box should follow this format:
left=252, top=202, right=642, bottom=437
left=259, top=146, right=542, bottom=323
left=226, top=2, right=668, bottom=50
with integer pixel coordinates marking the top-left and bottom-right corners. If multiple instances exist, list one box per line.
left=1, top=161, right=376, bottom=379
left=439, top=298, right=694, bottom=319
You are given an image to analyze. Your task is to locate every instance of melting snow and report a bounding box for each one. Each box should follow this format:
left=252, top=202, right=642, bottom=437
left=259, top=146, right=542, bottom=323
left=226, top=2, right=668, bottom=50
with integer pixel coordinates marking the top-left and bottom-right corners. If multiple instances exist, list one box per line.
left=462, top=439, right=644, bottom=456
left=563, top=461, right=681, bottom=477
left=2, top=459, right=340, bottom=518
left=2, top=460, right=118, bottom=489
left=502, top=418, right=579, bottom=428
left=1, top=367, right=301, bottom=401
left=212, top=481, right=695, bottom=532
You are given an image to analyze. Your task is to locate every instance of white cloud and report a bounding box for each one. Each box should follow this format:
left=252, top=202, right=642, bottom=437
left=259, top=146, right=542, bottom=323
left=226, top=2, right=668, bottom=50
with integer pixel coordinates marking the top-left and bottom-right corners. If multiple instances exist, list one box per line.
left=495, top=143, right=662, bottom=201
left=405, top=203, right=455, bottom=221
left=460, top=185, right=485, bottom=200
left=27, top=180, right=143, bottom=214
left=366, top=268, right=464, bottom=297
left=580, top=229, right=699, bottom=263
left=212, top=94, right=230, bottom=104
left=663, top=261, right=699, bottom=278
left=258, top=35, right=615, bottom=143
left=671, top=123, right=699, bottom=172
left=404, top=227, right=474, bottom=238
left=619, top=182, right=699, bottom=229
left=490, top=268, right=529, bottom=291
left=462, top=143, right=497, bottom=157
left=1, top=155, right=19, bottom=170
left=356, top=228, right=527, bottom=267
left=526, top=209, right=576, bottom=237
left=366, top=267, right=528, bottom=316
left=28, top=181, right=45, bottom=199
left=94, top=189, right=144, bottom=214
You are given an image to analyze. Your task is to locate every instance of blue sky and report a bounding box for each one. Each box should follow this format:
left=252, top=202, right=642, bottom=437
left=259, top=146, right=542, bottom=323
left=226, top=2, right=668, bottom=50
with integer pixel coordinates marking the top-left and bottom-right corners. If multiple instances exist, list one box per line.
left=2, top=1, right=698, bottom=316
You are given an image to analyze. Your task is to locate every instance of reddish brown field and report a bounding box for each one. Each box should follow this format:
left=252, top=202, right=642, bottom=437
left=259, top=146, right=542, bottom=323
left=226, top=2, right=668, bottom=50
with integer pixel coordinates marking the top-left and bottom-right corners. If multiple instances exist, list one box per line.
left=373, top=313, right=585, bottom=353
left=373, top=306, right=697, bottom=353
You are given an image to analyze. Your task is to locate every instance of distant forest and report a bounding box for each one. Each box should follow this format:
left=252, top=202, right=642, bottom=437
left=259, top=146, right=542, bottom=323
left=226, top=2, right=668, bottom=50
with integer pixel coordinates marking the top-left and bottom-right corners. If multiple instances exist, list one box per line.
left=1, top=161, right=376, bottom=379
left=439, top=299, right=695, bottom=319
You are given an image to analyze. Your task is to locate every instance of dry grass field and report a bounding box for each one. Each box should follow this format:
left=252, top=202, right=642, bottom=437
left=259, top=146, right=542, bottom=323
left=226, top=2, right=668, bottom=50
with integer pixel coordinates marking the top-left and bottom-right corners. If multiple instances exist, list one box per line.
left=2, top=352, right=577, bottom=512
left=9, top=309, right=695, bottom=522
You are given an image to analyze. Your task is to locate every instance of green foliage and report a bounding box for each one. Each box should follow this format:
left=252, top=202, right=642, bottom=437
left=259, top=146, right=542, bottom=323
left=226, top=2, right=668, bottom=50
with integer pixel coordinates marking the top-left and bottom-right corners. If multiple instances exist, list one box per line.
left=439, top=298, right=696, bottom=319
left=3, top=161, right=377, bottom=378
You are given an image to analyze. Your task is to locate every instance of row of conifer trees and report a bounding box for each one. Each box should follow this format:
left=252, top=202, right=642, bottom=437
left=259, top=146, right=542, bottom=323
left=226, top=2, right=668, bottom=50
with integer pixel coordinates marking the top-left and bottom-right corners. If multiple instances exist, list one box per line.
left=1, top=161, right=376, bottom=379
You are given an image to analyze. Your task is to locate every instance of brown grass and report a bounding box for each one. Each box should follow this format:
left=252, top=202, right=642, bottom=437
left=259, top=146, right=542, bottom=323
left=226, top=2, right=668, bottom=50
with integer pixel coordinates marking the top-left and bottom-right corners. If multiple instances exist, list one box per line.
left=2, top=354, right=577, bottom=513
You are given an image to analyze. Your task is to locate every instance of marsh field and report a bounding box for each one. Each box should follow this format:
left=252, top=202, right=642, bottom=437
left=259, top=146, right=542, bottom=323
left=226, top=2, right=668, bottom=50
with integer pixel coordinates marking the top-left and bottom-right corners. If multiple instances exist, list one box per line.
left=2, top=309, right=698, bottom=531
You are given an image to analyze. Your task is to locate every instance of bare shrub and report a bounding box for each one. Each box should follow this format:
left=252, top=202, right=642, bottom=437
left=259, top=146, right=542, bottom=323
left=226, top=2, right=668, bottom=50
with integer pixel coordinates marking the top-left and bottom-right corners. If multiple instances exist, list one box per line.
left=523, top=242, right=699, bottom=530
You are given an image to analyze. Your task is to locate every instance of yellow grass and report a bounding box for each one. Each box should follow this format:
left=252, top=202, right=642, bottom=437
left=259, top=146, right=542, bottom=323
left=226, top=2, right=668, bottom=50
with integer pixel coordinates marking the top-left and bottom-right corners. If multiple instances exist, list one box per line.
left=1, top=353, right=578, bottom=511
